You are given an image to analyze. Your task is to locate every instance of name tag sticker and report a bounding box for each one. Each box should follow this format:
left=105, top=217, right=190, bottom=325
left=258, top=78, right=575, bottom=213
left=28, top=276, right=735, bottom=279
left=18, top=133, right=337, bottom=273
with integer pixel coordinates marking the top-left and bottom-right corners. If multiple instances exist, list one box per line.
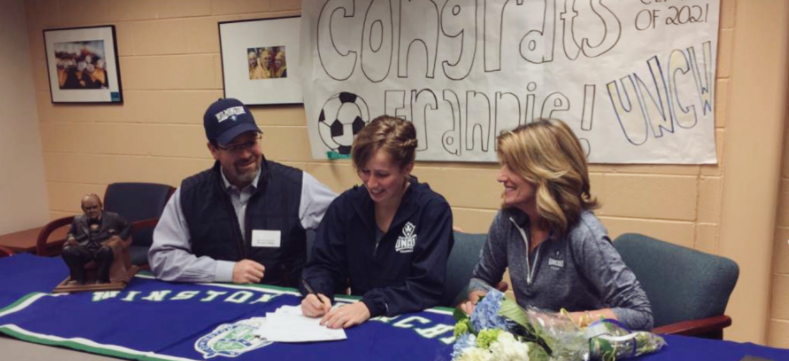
left=252, top=230, right=281, bottom=248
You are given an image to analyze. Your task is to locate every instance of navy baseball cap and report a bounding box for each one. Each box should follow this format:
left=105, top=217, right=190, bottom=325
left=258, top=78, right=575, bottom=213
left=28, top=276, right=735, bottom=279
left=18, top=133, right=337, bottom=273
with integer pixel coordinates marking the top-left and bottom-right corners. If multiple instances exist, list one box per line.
left=203, top=98, right=261, bottom=146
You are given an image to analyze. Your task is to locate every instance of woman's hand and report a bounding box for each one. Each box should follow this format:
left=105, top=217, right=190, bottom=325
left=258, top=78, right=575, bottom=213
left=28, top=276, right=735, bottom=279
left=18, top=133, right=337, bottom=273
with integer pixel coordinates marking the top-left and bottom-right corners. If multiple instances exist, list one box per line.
left=301, top=293, right=332, bottom=318
left=568, top=309, right=618, bottom=327
left=458, top=290, right=488, bottom=315
left=320, top=302, right=371, bottom=329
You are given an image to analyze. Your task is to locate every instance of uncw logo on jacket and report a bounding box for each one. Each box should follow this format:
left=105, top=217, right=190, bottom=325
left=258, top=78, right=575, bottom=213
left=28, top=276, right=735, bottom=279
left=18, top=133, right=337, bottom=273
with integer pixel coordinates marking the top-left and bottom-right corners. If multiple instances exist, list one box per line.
left=195, top=317, right=271, bottom=358
left=395, top=222, right=417, bottom=253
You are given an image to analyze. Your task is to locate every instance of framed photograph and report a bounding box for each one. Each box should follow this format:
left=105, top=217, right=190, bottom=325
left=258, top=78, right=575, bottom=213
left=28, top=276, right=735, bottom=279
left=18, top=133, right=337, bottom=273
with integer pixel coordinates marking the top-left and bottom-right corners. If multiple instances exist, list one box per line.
left=219, top=17, right=302, bottom=105
left=43, top=25, right=123, bottom=104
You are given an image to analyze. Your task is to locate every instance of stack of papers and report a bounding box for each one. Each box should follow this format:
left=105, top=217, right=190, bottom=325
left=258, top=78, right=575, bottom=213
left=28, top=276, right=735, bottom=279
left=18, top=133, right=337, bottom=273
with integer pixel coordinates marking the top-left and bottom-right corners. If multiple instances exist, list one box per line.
left=254, top=305, right=347, bottom=343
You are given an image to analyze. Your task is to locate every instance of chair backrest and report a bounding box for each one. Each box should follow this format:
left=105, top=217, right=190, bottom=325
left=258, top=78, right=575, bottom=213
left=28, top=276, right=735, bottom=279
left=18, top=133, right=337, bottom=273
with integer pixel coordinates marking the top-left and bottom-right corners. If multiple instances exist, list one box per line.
left=0, top=245, right=14, bottom=258
left=442, top=231, right=487, bottom=307
left=103, top=183, right=174, bottom=247
left=613, top=233, right=739, bottom=328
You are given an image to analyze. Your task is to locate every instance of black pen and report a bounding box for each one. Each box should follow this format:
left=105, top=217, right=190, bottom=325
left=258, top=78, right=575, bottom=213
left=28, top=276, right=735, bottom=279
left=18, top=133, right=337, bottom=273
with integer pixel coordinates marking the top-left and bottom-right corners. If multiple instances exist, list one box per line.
left=301, top=277, right=318, bottom=297
left=302, top=278, right=329, bottom=314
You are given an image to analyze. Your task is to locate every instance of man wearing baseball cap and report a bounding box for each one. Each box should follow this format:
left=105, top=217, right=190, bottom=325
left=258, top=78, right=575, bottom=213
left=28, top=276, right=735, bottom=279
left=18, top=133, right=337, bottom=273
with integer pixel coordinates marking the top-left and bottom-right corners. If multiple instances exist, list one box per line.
left=149, top=98, right=336, bottom=287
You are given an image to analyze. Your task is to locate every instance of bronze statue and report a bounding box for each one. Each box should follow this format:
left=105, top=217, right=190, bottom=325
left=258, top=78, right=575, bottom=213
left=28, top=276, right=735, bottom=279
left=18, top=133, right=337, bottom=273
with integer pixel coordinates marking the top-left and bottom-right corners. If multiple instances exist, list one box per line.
left=62, top=194, right=132, bottom=285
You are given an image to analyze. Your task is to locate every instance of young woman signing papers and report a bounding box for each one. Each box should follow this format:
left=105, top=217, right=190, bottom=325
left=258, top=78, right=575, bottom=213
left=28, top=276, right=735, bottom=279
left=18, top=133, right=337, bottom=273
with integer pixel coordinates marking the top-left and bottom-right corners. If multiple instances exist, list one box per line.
left=300, top=116, right=454, bottom=329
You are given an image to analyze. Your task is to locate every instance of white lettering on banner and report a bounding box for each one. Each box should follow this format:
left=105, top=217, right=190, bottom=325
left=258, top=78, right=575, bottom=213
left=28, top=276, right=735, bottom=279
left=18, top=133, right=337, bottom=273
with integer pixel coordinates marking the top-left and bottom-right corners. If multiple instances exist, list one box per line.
left=393, top=316, right=431, bottom=329
left=92, top=291, right=119, bottom=302
left=249, top=294, right=277, bottom=304
left=302, top=0, right=720, bottom=164
left=416, top=324, right=455, bottom=338
left=142, top=290, right=172, bottom=302
left=171, top=290, right=200, bottom=301
left=121, top=291, right=140, bottom=302
left=200, top=290, right=227, bottom=302
left=89, top=287, right=456, bottom=344
left=225, top=291, right=254, bottom=304
left=94, top=289, right=279, bottom=305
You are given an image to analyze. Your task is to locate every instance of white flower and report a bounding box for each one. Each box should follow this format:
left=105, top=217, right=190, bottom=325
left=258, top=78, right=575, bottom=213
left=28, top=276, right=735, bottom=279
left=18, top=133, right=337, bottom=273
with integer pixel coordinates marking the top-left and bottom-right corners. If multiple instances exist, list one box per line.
left=456, top=347, right=494, bottom=361
left=488, top=332, right=530, bottom=361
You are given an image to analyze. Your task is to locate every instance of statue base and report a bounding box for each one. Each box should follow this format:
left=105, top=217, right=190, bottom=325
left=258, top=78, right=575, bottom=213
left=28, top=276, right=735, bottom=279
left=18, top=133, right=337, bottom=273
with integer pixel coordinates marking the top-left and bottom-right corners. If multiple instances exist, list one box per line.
left=53, top=265, right=139, bottom=294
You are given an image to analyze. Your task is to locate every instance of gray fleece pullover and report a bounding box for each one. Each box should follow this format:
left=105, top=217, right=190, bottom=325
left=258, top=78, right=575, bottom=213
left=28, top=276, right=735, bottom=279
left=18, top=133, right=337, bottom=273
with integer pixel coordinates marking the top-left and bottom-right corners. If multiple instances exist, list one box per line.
left=469, top=209, right=653, bottom=331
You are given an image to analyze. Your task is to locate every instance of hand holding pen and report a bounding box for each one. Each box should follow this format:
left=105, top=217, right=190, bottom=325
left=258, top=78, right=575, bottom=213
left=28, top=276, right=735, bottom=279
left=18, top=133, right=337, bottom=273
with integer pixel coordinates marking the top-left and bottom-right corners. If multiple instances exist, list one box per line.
left=300, top=278, right=332, bottom=318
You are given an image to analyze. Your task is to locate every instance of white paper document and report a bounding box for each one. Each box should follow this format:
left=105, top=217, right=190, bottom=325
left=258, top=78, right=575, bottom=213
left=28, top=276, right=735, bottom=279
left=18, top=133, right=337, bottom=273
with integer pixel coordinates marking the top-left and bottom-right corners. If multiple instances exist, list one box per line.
left=272, top=305, right=303, bottom=315
left=254, top=306, right=347, bottom=343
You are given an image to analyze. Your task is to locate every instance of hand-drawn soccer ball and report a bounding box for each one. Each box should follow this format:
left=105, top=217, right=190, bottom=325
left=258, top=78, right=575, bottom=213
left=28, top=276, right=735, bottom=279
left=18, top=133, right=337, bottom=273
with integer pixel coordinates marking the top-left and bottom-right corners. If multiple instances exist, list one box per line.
left=318, top=92, right=370, bottom=155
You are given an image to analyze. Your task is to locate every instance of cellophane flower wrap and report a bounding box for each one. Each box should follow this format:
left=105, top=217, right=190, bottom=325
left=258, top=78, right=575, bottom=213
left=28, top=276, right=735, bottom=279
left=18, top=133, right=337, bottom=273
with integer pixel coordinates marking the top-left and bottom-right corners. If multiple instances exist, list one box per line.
left=451, top=290, right=667, bottom=361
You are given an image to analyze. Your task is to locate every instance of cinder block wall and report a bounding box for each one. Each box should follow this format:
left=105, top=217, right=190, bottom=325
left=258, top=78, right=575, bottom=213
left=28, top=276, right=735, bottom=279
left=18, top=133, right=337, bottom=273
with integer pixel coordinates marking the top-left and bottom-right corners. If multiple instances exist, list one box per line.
left=770, top=107, right=789, bottom=346
left=25, top=0, right=789, bottom=346
left=26, top=0, right=732, bottom=252
left=0, top=0, right=49, bottom=235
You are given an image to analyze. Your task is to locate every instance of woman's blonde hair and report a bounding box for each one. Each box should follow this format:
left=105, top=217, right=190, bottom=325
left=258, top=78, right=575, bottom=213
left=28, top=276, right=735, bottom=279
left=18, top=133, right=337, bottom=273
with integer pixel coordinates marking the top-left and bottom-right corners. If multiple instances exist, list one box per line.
left=352, top=115, right=418, bottom=170
left=497, top=119, right=598, bottom=235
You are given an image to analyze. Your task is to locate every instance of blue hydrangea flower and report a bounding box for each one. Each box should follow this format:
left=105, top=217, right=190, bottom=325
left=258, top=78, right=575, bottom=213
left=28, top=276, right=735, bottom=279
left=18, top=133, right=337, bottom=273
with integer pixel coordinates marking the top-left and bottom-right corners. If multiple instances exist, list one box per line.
left=451, top=333, right=477, bottom=359
left=470, top=290, right=509, bottom=332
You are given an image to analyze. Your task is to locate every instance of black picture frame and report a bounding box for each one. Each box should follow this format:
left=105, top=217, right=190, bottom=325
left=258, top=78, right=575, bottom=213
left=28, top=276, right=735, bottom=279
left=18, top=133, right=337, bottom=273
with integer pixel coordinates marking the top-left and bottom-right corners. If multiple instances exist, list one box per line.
left=43, top=25, right=123, bottom=104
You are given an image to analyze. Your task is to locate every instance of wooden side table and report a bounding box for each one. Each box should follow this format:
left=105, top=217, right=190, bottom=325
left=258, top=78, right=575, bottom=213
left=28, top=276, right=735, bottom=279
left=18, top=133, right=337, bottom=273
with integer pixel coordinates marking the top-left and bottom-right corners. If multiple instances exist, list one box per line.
left=0, top=226, right=69, bottom=256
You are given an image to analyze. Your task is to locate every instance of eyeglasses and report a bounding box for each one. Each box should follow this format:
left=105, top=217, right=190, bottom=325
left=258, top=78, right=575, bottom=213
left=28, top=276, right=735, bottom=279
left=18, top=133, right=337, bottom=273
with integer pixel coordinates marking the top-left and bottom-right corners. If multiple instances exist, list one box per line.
left=217, top=134, right=262, bottom=154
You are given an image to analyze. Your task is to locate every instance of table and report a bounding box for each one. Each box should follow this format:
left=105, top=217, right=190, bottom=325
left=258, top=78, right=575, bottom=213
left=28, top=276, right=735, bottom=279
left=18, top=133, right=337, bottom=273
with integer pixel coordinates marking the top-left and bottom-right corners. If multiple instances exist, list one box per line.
left=0, top=254, right=456, bottom=361
left=0, top=253, right=119, bottom=360
left=0, top=337, right=118, bottom=361
left=1, top=254, right=788, bottom=361
left=0, top=225, right=69, bottom=256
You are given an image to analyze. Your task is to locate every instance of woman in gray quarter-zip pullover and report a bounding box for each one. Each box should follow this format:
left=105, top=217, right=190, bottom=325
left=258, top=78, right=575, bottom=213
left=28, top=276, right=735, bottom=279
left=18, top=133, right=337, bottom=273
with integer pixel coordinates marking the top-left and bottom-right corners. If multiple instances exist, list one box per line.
left=461, top=119, right=653, bottom=331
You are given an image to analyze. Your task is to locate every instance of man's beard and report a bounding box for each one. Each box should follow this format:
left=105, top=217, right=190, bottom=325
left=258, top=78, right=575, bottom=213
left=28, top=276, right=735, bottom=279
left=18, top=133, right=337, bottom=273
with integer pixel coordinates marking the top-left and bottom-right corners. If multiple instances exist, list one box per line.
left=233, top=158, right=260, bottom=183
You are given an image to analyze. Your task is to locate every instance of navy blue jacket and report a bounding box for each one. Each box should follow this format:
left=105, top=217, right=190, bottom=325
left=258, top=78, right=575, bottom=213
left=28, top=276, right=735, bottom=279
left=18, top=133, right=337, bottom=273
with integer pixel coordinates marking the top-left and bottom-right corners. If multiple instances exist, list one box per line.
left=302, top=178, right=454, bottom=317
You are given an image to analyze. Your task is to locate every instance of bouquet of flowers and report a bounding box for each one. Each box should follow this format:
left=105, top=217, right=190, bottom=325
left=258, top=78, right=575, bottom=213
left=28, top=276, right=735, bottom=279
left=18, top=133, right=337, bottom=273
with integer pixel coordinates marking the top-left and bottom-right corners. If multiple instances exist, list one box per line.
left=451, top=290, right=667, bottom=361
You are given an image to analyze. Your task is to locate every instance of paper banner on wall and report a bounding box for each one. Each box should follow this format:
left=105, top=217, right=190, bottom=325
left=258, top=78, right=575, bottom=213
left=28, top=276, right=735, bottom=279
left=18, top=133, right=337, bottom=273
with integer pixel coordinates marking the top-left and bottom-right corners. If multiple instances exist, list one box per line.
left=300, top=0, right=720, bottom=164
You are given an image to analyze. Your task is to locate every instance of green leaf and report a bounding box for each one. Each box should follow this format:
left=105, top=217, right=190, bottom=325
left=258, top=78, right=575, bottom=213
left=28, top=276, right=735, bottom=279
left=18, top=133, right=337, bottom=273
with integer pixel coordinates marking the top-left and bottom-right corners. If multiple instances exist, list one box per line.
left=497, top=298, right=529, bottom=328
left=453, top=307, right=469, bottom=323
left=527, top=342, right=551, bottom=361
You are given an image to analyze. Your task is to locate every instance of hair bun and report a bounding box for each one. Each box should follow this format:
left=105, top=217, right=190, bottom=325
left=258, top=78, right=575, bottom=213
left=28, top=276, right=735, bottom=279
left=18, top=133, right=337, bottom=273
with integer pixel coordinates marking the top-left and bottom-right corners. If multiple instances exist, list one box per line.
left=401, top=138, right=418, bottom=149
